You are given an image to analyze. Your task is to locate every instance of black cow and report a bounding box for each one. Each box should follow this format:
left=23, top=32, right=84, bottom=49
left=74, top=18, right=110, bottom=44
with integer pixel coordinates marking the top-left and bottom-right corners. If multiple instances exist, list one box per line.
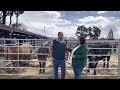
left=87, top=42, right=112, bottom=75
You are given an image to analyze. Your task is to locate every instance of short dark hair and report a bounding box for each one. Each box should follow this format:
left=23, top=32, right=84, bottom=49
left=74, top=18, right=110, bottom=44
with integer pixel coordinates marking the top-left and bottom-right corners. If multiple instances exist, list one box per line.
left=58, top=32, right=63, bottom=36
left=79, top=36, right=86, bottom=44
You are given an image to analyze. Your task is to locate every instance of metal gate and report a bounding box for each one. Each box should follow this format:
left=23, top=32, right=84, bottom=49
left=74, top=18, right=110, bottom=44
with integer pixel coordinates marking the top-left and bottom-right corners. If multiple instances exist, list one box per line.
left=0, top=38, right=120, bottom=79
left=67, top=39, right=119, bottom=79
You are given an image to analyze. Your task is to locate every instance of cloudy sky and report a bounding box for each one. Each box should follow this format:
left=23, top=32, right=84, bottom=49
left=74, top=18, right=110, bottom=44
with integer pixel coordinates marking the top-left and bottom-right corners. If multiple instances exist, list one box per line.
left=6, top=11, right=120, bottom=39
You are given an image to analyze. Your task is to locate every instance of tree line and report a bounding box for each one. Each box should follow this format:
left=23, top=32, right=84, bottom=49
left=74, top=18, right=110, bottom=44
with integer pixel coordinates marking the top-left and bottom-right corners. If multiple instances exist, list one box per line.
left=75, top=25, right=101, bottom=39
left=75, top=25, right=114, bottom=40
left=0, top=11, right=26, bottom=30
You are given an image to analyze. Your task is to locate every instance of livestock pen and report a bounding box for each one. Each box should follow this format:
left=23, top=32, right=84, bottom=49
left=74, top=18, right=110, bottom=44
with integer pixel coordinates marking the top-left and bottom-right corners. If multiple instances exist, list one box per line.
left=0, top=38, right=120, bottom=79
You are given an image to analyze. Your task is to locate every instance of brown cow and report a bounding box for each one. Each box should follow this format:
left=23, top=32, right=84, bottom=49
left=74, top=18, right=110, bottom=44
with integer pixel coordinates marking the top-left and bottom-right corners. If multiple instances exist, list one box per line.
left=4, top=43, right=32, bottom=70
left=37, top=41, right=50, bottom=74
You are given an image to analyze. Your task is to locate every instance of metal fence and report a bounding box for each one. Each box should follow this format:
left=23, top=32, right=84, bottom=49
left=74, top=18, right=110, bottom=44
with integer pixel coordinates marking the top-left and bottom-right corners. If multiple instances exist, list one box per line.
left=0, top=38, right=119, bottom=79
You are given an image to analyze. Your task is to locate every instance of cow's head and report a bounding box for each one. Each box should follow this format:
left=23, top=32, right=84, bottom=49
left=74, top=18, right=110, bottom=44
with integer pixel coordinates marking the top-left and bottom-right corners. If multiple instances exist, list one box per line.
left=42, top=41, right=51, bottom=46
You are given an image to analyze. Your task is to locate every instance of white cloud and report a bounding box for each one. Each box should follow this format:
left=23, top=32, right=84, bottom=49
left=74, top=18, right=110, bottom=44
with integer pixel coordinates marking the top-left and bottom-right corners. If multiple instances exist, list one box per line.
left=77, top=16, right=120, bottom=38
left=97, top=11, right=108, bottom=14
left=5, top=11, right=120, bottom=39
left=5, top=11, right=76, bottom=38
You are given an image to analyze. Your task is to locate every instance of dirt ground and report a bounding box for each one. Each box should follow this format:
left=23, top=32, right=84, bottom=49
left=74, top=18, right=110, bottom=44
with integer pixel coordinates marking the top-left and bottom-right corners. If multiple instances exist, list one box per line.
left=0, top=52, right=118, bottom=79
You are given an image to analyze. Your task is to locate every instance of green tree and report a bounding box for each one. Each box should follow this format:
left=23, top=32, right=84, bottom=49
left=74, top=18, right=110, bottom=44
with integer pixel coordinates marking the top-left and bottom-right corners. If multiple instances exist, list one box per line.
left=2, top=11, right=7, bottom=24
left=75, top=25, right=88, bottom=38
left=0, top=11, right=10, bottom=24
left=75, top=25, right=101, bottom=39
left=92, top=26, right=101, bottom=39
left=87, top=27, right=93, bottom=39
left=0, top=11, right=24, bottom=25
left=107, top=29, right=115, bottom=40
left=12, top=23, right=27, bottom=31
left=14, top=11, right=24, bottom=28
left=8, top=11, right=14, bottom=26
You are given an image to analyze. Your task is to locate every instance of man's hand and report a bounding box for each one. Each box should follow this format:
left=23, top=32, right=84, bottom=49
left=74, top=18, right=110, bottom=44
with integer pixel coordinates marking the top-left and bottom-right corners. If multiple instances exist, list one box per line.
left=66, top=46, right=71, bottom=49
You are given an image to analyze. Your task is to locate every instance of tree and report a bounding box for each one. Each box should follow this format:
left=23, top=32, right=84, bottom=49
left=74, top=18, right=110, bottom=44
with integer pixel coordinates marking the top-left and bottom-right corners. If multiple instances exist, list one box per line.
left=75, top=25, right=101, bottom=39
left=0, top=11, right=24, bottom=25
left=0, top=12, right=2, bottom=23
left=14, top=11, right=24, bottom=28
left=75, top=25, right=88, bottom=38
left=0, top=11, right=10, bottom=24
left=11, top=23, right=27, bottom=31
left=107, top=29, right=115, bottom=40
left=8, top=11, right=14, bottom=26
left=87, top=27, right=93, bottom=39
left=2, top=11, right=7, bottom=24
left=92, top=26, right=101, bottom=39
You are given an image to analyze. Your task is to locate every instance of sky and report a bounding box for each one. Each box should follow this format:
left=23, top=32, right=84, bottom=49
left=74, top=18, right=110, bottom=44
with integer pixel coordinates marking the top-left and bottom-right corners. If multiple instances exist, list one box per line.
left=6, top=11, right=120, bottom=39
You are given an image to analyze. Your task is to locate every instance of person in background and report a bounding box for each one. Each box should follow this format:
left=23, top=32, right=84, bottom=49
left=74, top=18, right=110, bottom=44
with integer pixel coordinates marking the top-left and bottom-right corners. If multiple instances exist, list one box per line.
left=49, top=32, right=69, bottom=79
left=67, top=36, right=87, bottom=79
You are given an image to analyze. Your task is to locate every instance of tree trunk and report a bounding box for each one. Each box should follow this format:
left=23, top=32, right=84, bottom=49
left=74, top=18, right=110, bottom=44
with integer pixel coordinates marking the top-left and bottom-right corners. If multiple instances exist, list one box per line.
left=9, top=15, right=12, bottom=26
left=2, top=11, right=7, bottom=24
left=16, top=16, right=18, bottom=28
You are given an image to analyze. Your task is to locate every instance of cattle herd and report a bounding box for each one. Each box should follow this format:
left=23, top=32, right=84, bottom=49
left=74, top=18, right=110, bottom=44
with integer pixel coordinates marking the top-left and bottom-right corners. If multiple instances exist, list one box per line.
left=0, top=41, right=50, bottom=74
left=0, top=40, right=113, bottom=75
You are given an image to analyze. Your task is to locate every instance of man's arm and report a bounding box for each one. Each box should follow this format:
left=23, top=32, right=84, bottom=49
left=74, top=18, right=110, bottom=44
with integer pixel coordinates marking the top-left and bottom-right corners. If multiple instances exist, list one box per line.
left=66, top=50, right=69, bottom=61
left=67, top=48, right=72, bottom=52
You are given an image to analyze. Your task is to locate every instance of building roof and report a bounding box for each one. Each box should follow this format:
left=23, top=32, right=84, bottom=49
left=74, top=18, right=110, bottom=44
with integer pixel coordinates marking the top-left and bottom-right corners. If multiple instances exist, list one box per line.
left=0, top=23, right=49, bottom=38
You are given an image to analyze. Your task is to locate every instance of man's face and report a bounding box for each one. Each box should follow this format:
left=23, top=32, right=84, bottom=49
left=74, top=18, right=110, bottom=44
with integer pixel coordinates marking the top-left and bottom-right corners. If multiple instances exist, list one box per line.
left=58, top=32, right=64, bottom=40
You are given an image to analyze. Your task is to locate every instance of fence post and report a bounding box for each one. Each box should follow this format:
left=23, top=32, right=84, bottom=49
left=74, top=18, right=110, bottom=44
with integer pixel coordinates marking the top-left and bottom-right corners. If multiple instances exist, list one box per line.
left=17, top=39, right=19, bottom=75
left=118, top=39, right=120, bottom=79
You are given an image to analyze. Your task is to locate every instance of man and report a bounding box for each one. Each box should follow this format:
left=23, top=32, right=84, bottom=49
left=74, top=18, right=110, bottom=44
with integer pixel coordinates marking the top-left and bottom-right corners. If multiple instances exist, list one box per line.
left=49, top=32, right=69, bottom=79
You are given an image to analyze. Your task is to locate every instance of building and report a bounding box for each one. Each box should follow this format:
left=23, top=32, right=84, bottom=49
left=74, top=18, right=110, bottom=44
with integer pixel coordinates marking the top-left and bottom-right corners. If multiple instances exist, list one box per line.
left=0, top=23, right=51, bottom=46
left=0, top=23, right=50, bottom=39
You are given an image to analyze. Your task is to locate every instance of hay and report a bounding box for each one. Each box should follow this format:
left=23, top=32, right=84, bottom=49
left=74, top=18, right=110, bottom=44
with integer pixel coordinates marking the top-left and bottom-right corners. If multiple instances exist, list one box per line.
left=0, top=52, right=118, bottom=79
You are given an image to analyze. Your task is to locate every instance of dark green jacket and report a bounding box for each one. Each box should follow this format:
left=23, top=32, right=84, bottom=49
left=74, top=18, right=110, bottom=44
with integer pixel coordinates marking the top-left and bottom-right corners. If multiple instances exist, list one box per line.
left=67, top=44, right=87, bottom=68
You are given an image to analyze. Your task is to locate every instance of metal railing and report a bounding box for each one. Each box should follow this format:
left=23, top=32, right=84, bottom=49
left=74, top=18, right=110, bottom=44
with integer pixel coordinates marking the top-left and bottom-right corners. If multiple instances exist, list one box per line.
left=0, top=38, right=119, bottom=79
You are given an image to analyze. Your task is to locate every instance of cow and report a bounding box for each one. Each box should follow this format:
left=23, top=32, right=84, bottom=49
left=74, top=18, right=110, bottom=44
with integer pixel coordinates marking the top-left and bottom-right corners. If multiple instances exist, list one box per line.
left=0, top=45, right=4, bottom=52
left=87, top=42, right=112, bottom=75
left=37, top=41, right=50, bottom=74
left=4, top=43, right=32, bottom=71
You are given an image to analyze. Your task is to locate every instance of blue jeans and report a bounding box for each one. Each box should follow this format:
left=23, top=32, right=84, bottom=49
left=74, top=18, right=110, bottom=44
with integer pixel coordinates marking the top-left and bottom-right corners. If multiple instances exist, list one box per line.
left=73, top=67, right=83, bottom=79
left=53, top=60, right=66, bottom=79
